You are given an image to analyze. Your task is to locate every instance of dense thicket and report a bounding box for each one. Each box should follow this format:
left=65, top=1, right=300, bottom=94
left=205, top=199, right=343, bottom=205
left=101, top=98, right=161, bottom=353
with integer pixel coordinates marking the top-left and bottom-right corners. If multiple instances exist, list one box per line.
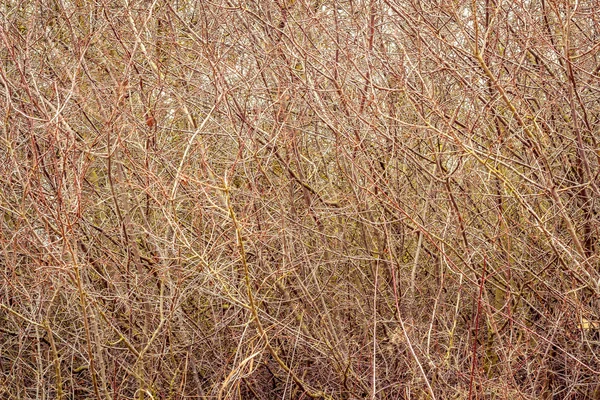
left=1, top=0, right=599, bottom=398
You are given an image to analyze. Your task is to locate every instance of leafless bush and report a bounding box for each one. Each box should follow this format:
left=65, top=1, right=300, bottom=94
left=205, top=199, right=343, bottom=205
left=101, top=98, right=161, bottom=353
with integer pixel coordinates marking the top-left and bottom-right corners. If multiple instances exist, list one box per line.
left=1, top=0, right=599, bottom=399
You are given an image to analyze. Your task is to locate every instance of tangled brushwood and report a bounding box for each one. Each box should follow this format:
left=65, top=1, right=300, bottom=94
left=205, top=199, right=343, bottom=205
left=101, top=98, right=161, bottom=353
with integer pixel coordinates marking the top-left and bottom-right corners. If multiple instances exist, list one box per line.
left=1, top=0, right=599, bottom=399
